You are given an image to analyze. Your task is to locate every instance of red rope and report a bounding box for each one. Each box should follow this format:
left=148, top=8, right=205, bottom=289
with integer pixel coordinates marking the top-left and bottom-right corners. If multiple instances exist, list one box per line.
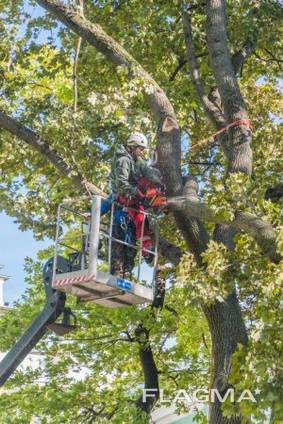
left=212, top=119, right=252, bottom=139
left=190, top=119, right=252, bottom=151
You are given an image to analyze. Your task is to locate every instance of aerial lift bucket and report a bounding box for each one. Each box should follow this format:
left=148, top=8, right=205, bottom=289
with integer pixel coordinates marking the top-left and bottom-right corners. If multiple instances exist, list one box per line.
left=0, top=195, right=160, bottom=387
left=52, top=195, right=159, bottom=308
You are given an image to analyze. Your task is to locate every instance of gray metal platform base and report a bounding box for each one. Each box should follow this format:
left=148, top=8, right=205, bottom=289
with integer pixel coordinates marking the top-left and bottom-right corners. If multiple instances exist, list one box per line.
left=52, top=270, right=153, bottom=308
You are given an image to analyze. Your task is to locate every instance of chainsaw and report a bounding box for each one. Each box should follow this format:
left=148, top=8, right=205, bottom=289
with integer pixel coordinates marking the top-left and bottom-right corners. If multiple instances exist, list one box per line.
left=136, top=178, right=167, bottom=211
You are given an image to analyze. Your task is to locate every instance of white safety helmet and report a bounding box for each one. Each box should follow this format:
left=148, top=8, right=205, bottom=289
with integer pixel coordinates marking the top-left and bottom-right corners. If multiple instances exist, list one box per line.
left=126, top=132, right=148, bottom=149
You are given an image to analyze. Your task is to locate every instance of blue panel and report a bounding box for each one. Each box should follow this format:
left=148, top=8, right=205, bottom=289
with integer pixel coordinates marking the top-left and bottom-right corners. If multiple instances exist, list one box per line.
left=116, top=278, right=133, bottom=291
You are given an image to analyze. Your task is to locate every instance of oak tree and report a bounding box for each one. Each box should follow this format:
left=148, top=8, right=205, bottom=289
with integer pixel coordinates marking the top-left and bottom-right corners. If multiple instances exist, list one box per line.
left=0, top=0, right=282, bottom=423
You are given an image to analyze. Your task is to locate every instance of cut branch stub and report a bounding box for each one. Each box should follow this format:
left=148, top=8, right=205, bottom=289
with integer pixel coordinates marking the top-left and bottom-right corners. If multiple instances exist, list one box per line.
left=161, top=116, right=179, bottom=133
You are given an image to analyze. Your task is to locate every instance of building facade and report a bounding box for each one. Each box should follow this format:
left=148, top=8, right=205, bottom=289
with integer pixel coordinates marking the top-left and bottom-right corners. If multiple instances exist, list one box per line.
left=0, top=272, right=9, bottom=315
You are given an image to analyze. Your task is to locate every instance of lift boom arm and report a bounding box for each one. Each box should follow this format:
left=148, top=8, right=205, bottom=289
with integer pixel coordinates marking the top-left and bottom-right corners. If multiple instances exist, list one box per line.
left=0, top=290, right=66, bottom=387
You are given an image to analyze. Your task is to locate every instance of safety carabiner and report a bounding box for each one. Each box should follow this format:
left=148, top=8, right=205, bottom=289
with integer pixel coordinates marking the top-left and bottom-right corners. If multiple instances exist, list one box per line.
left=120, top=216, right=128, bottom=231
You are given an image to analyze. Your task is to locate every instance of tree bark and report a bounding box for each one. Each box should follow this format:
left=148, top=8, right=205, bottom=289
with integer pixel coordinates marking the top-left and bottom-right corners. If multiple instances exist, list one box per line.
left=206, top=0, right=253, bottom=176
left=204, top=1, right=254, bottom=422
left=182, top=6, right=225, bottom=129
left=158, top=237, right=183, bottom=266
left=203, top=291, right=248, bottom=424
left=168, top=195, right=280, bottom=263
left=135, top=325, right=159, bottom=413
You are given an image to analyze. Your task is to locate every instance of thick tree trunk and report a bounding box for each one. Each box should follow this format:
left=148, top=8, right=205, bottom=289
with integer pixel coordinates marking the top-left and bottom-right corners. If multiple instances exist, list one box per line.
left=135, top=325, right=159, bottom=413
left=206, top=0, right=253, bottom=176
left=204, top=1, right=254, bottom=422
left=203, top=291, right=248, bottom=424
left=178, top=179, right=247, bottom=423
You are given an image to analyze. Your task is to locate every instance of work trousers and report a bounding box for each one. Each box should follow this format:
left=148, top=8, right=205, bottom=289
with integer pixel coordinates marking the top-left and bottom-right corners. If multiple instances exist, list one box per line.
left=117, top=196, right=153, bottom=254
left=110, top=209, right=136, bottom=275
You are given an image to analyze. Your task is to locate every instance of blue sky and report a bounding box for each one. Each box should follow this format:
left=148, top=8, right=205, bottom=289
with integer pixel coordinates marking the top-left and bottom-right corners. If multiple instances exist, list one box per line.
left=0, top=212, right=50, bottom=304
left=18, top=0, right=62, bottom=43
left=0, top=0, right=57, bottom=305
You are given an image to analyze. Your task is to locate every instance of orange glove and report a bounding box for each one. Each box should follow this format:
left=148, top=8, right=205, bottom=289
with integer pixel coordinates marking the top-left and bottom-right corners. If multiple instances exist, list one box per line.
left=145, top=187, right=158, bottom=198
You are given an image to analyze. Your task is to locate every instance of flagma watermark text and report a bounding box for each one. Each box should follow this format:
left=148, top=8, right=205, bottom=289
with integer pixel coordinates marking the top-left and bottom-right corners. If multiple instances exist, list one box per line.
left=142, top=388, right=257, bottom=405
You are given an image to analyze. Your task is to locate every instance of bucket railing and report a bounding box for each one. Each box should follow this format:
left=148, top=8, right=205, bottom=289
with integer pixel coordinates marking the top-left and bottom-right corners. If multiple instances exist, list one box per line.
left=52, top=195, right=159, bottom=289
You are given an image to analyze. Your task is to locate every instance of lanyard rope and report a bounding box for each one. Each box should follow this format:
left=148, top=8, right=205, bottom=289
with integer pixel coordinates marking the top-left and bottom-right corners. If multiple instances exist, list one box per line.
left=152, top=119, right=252, bottom=164
left=190, top=119, right=252, bottom=152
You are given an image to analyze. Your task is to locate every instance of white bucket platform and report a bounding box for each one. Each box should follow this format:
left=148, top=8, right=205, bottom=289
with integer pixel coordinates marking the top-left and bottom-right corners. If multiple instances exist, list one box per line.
left=52, top=196, right=158, bottom=308
left=53, top=269, right=153, bottom=308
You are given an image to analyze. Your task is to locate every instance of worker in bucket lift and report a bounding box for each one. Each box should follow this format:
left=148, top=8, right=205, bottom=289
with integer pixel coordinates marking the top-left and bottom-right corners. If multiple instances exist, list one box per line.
left=109, top=132, right=166, bottom=275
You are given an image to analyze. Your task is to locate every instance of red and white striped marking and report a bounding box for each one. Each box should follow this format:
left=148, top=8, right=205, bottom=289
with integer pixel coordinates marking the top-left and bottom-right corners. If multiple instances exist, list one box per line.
left=53, top=274, right=96, bottom=287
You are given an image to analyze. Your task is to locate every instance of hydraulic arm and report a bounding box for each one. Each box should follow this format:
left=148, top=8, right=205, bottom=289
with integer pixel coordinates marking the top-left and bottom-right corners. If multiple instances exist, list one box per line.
left=0, top=291, right=66, bottom=386
left=0, top=257, right=70, bottom=387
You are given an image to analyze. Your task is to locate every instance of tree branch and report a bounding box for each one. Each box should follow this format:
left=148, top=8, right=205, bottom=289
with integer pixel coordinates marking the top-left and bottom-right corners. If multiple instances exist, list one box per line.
left=168, top=194, right=280, bottom=263
left=0, top=110, right=105, bottom=196
left=158, top=236, right=183, bottom=266
left=169, top=56, right=187, bottom=82
left=73, top=37, right=82, bottom=113
left=135, top=325, right=159, bottom=414
left=168, top=176, right=280, bottom=263
left=263, top=48, right=283, bottom=63
left=207, top=38, right=257, bottom=114
left=232, top=38, right=257, bottom=77
left=73, top=0, right=84, bottom=113
left=35, top=0, right=175, bottom=122
left=206, top=0, right=252, bottom=175
left=182, top=6, right=225, bottom=128
left=37, top=0, right=132, bottom=68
